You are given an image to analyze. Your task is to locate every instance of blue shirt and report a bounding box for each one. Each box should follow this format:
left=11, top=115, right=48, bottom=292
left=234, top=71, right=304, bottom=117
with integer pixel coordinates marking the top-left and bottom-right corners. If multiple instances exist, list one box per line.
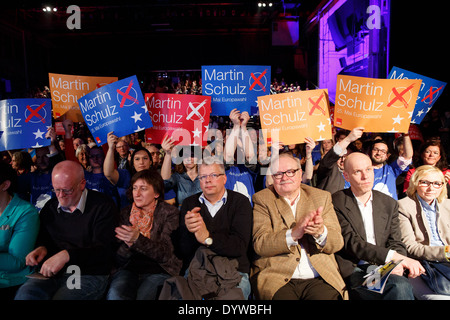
left=417, top=195, right=444, bottom=247
left=164, top=172, right=201, bottom=207
left=0, top=194, right=39, bottom=288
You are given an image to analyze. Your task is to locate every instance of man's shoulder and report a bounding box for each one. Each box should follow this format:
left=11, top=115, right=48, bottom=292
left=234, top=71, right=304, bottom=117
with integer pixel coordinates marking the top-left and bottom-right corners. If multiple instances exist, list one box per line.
left=301, top=183, right=331, bottom=198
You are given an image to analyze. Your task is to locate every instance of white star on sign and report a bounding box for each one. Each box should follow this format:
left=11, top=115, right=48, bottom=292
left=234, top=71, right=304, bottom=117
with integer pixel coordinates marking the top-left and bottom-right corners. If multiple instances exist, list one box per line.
left=131, top=111, right=142, bottom=123
left=192, top=127, right=202, bottom=138
left=317, top=122, right=326, bottom=132
left=32, top=142, right=43, bottom=148
left=392, top=114, right=404, bottom=124
left=407, top=111, right=413, bottom=119
left=33, top=128, right=45, bottom=139
left=416, top=109, right=424, bottom=118
left=134, top=125, right=145, bottom=132
left=388, top=128, right=398, bottom=133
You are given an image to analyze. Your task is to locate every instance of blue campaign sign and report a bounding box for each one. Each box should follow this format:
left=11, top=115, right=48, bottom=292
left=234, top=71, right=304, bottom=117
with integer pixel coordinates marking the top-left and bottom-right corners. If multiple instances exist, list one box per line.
left=0, top=98, right=52, bottom=151
left=389, top=67, right=447, bottom=124
left=202, top=65, right=271, bottom=116
left=78, top=75, right=153, bottom=146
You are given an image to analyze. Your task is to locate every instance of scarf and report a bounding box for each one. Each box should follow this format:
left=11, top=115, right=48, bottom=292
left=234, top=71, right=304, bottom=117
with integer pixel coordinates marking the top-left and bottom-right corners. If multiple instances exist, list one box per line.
left=129, top=200, right=157, bottom=239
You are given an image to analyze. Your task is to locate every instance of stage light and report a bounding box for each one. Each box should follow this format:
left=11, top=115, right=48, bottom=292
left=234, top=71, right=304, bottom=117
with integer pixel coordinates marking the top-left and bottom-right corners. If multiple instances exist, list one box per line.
left=258, top=2, right=262, bottom=7
left=53, top=7, right=57, bottom=12
left=269, top=2, right=273, bottom=6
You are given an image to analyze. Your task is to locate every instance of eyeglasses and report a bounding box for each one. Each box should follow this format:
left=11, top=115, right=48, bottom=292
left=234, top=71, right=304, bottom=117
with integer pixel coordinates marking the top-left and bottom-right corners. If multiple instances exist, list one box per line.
left=198, top=173, right=224, bottom=181
left=418, top=180, right=444, bottom=188
left=52, top=180, right=83, bottom=195
left=372, top=147, right=388, bottom=155
left=272, top=168, right=300, bottom=180
left=52, top=187, right=75, bottom=195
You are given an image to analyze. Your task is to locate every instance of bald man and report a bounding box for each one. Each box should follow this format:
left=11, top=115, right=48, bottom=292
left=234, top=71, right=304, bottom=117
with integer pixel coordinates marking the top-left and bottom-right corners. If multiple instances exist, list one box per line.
left=332, top=152, right=424, bottom=300
left=15, top=161, right=118, bottom=300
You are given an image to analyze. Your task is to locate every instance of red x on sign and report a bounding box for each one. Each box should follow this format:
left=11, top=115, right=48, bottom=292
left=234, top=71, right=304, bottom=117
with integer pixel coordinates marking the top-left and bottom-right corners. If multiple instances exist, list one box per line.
left=421, top=85, right=444, bottom=104
left=117, top=80, right=139, bottom=108
left=25, top=102, right=46, bottom=123
left=387, top=84, right=415, bottom=108
left=308, top=93, right=326, bottom=116
left=249, top=69, right=267, bottom=92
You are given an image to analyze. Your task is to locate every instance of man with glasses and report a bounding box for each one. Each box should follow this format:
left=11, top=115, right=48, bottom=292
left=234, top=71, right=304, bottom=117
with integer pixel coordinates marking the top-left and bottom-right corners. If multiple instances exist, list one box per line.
left=15, top=160, right=118, bottom=300
left=178, top=157, right=253, bottom=299
left=251, top=152, right=347, bottom=300
left=359, top=134, right=413, bottom=200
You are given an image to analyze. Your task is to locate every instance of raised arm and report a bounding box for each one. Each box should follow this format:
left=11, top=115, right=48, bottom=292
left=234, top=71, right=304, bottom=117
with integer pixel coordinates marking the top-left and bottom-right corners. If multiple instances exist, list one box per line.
left=103, top=131, right=120, bottom=185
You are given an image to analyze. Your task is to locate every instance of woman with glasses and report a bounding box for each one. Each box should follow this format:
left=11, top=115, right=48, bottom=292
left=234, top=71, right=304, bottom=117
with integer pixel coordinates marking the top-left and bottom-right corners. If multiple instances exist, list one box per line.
left=106, top=169, right=181, bottom=300
left=403, top=140, right=450, bottom=197
left=398, top=165, right=450, bottom=299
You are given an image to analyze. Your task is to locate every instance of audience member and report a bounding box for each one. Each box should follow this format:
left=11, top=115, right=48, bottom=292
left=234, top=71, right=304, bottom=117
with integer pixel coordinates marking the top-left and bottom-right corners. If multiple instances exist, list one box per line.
left=11, top=151, right=33, bottom=176
left=398, top=165, right=450, bottom=299
left=403, top=140, right=450, bottom=197
left=84, top=146, right=120, bottom=206
left=332, top=152, right=425, bottom=300
left=115, top=139, right=132, bottom=170
left=359, top=133, right=413, bottom=200
left=75, top=144, right=90, bottom=171
left=224, top=108, right=257, bottom=203
left=0, top=162, right=39, bottom=300
left=104, top=131, right=154, bottom=207
left=107, top=170, right=181, bottom=300
left=15, top=160, right=118, bottom=300
left=178, top=157, right=253, bottom=299
left=161, top=135, right=201, bottom=207
left=315, top=127, right=364, bottom=194
left=251, top=152, right=347, bottom=300
left=17, top=127, right=64, bottom=209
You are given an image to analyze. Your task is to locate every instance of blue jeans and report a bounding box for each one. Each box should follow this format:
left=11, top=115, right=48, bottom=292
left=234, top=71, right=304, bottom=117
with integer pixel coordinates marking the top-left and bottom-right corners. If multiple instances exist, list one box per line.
left=106, top=269, right=170, bottom=300
left=14, top=274, right=109, bottom=300
left=348, top=265, right=415, bottom=300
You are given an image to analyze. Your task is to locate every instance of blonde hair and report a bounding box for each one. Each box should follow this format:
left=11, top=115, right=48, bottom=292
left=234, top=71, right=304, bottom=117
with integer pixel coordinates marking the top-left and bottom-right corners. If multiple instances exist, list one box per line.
left=407, top=165, right=448, bottom=203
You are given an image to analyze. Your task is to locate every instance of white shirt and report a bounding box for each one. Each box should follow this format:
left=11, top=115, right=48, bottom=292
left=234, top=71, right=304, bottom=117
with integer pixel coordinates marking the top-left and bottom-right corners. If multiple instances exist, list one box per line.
left=284, top=191, right=328, bottom=279
left=353, top=191, right=394, bottom=264
left=199, top=190, right=227, bottom=218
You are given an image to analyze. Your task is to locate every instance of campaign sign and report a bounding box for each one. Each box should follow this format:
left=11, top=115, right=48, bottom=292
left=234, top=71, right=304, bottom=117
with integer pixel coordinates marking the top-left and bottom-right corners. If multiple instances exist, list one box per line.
left=49, top=73, right=118, bottom=122
left=334, top=75, right=422, bottom=133
left=0, top=99, right=52, bottom=151
left=202, top=65, right=271, bottom=116
left=389, top=67, right=447, bottom=124
left=77, top=75, right=152, bottom=146
left=144, top=93, right=211, bottom=146
left=258, top=89, right=333, bottom=145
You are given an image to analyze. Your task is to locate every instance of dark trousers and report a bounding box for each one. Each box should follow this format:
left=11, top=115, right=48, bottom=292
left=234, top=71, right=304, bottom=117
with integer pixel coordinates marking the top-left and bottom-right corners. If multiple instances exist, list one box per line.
left=272, top=277, right=341, bottom=300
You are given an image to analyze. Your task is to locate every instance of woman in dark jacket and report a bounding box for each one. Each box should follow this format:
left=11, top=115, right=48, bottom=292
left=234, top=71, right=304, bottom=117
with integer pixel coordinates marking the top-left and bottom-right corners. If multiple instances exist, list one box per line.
left=106, top=169, right=181, bottom=300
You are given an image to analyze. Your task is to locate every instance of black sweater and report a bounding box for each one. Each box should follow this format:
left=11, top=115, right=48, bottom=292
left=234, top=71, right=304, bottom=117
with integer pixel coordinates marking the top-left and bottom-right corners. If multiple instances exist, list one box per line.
left=179, top=190, right=253, bottom=273
left=37, top=189, right=119, bottom=275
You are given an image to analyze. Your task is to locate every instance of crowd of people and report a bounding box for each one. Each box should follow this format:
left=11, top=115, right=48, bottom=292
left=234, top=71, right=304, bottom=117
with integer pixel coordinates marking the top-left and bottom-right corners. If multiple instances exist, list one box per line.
left=1, top=79, right=449, bottom=301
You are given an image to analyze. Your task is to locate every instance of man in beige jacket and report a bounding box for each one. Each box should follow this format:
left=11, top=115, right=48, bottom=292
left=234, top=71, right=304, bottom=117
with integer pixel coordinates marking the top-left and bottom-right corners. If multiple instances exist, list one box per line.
left=251, top=152, right=347, bottom=300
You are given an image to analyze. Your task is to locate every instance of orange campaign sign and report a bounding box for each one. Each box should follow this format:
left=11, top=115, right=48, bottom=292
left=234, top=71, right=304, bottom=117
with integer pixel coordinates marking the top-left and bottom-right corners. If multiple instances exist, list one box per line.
left=258, top=89, right=333, bottom=145
left=48, top=73, right=118, bottom=122
left=334, top=75, right=422, bottom=133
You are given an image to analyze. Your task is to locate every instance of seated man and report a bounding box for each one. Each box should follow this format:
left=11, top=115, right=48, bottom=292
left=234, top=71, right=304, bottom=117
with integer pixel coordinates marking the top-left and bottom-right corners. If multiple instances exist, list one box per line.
left=332, top=152, right=425, bottom=300
left=178, top=157, right=253, bottom=299
left=15, top=160, right=118, bottom=300
left=251, top=152, right=347, bottom=300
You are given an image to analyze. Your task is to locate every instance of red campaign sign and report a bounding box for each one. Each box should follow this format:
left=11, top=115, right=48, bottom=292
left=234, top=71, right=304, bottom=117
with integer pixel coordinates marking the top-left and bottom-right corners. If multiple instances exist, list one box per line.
left=144, top=93, right=211, bottom=146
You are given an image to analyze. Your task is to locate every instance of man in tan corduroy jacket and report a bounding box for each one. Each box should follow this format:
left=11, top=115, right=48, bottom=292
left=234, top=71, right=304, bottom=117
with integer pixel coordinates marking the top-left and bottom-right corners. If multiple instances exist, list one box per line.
left=251, top=152, right=348, bottom=300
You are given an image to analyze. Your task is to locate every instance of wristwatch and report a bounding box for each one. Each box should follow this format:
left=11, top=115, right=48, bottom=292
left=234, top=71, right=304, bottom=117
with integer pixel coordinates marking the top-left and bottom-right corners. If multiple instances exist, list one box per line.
left=204, top=237, right=213, bottom=247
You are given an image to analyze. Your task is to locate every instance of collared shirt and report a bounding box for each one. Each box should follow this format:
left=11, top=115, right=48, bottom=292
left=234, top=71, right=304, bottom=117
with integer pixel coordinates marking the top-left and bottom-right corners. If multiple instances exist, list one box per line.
left=353, top=191, right=394, bottom=264
left=58, top=188, right=88, bottom=214
left=284, top=190, right=328, bottom=279
left=199, top=190, right=228, bottom=218
left=417, top=194, right=444, bottom=247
